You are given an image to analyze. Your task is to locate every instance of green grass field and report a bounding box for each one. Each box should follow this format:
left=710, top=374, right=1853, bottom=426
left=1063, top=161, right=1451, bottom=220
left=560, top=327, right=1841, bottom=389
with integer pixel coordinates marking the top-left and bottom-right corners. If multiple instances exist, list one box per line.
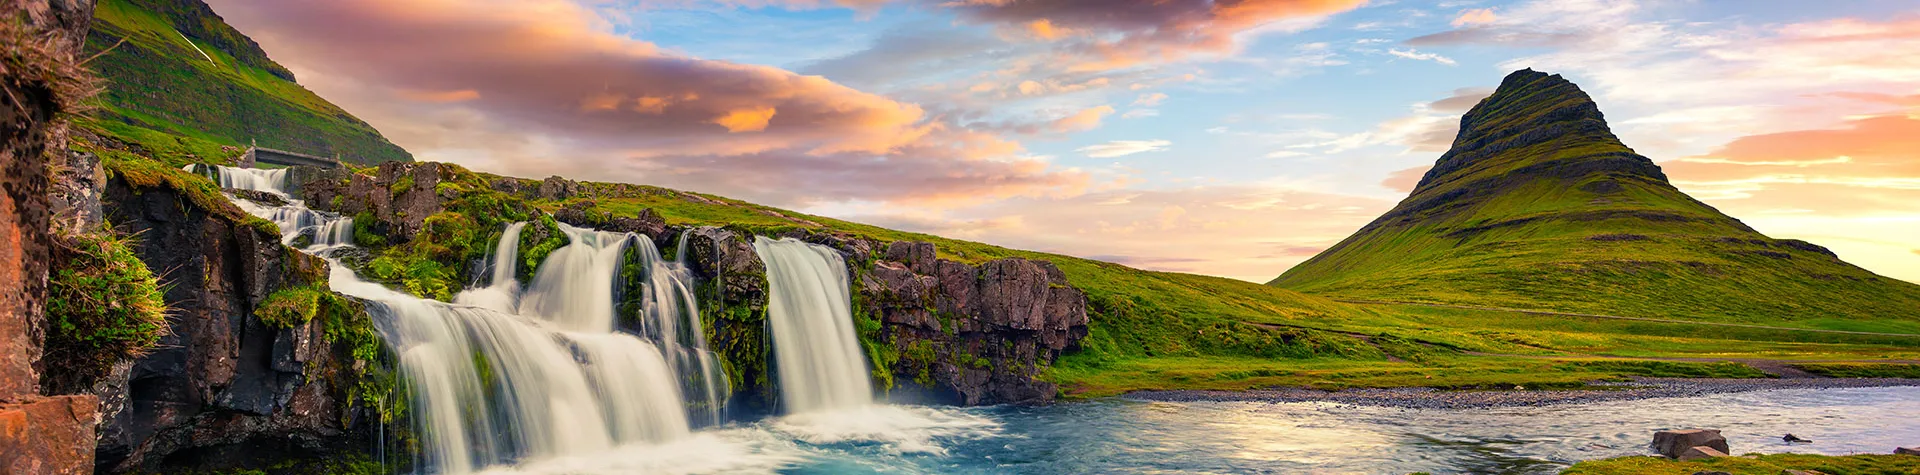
left=1561, top=453, right=1920, bottom=475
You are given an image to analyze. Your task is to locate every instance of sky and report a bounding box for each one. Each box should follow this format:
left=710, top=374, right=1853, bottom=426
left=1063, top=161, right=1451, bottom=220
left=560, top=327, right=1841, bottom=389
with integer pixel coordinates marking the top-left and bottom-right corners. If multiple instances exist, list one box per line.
left=202, top=0, right=1920, bottom=284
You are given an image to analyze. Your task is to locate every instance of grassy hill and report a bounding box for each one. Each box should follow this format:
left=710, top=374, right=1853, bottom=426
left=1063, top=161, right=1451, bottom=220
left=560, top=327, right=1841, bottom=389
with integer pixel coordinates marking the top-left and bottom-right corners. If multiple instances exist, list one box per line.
left=82, top=0, right=410, bottom=165
left=1270, top=69, right=1920, bottom=332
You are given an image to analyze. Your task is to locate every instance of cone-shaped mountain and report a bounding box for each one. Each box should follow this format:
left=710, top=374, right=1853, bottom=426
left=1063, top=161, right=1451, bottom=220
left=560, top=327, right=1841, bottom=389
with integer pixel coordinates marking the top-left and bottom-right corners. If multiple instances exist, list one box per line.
left=1269, top=69, right=1920, bottom=328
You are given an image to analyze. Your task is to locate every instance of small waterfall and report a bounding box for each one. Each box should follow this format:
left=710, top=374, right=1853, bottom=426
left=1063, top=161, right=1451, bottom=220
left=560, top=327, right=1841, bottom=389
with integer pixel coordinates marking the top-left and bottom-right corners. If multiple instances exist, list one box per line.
left=752, top=236, right=872, bottom=413
left=217, top=165, right=290, bottom=193
left=202, top=165, right=353, bottom=251
left=452, top=222, right=526, bottom=313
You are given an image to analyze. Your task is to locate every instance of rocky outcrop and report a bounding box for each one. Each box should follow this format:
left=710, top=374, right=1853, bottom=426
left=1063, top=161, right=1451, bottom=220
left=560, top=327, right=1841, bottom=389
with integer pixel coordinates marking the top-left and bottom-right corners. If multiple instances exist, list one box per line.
left=98, top=173, right=376, bottom=471
left=298, top=161, right=451, bottom=242
left=1652, top=429, right=1729, bottom=459
left=859, top=241, right=1089, bottom=405
left=681, top=226, right=775, bottom=411
left=2, top=2, right=101, bottom=472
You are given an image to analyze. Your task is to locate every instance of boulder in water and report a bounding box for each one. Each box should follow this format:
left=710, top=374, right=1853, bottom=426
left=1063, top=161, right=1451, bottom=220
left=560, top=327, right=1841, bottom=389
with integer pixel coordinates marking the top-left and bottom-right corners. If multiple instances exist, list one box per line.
left=1677, top=446, right=1728, bottom=461
left=1653, top=429, right=1730, bottom=459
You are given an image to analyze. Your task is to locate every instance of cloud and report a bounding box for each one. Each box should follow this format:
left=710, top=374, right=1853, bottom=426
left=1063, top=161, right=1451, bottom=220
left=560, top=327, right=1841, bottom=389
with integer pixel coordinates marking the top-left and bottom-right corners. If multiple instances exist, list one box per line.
left=1664, top=113, right=1920, bottom=195
left=1451, top=8, right=1497, bottom=27
left=1381, top=165, right=1430, bottom=193
left=1429, top=87, right=1494, bottom=113
left=204, top=0, right=1089, bottom=208
left=1387, top=48, right=1457, bottom=65
left=1050, top=105, right=1116, bottom=132
left=1133, top=92, right=1169, bottom=106
left=858, top=183, right=1394, bottom=280
left=936, top=0, right=1369, bottom=70
left=1078, top=140, right=1171, bottom=158
left=1121, top=109, right=1160, bottom=119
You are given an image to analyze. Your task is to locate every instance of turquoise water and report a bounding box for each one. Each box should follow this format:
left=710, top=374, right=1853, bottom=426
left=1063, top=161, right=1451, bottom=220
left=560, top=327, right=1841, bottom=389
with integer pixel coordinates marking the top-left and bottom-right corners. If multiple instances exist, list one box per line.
left=474, top=386, right=1920, bottom=474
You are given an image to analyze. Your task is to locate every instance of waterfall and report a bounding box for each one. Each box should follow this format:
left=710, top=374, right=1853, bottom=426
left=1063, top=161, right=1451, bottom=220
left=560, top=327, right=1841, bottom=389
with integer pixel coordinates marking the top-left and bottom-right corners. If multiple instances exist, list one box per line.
left=752, top=237, right=872, bottom=413
left=207, top=166, right=736, bottom=473
left=200, top=165, right=354, bottom=251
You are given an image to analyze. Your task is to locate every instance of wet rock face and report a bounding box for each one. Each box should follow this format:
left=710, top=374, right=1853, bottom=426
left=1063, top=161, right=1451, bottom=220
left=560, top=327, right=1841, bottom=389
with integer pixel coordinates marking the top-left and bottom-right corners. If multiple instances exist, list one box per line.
left=1651, top=429, right=1729, bottom=459
left=298, top=162, right=450, bottom=242
left=98, top=176, right=366, bottom=472
left=860, top=241, right=1089, bottom=405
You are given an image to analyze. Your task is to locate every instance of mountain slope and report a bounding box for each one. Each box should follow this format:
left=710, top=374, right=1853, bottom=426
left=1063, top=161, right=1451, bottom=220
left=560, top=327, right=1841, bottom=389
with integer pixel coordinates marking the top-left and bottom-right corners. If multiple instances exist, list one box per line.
left=82, top=0, right=410, bottom=164
left=1270, top=69, right=1920, bottom=331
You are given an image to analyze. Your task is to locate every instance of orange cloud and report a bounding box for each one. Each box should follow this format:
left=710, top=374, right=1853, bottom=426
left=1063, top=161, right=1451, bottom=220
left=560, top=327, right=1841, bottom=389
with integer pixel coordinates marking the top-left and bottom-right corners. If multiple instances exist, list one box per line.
left=1050, top=105, right=1115, bottom=132
left=1381, top=165, right=1429, bottom=193
left=397, top=88, right=481, bottom=103
left=942, top=0, right=1368, bottom=70
left=1451, top=8, right=1496, bottom=27
left=857, top=184, right=1393, bottom=280
left=205, top=0, right=929, bottom=158
left=713, top=107, right=779, bottom=133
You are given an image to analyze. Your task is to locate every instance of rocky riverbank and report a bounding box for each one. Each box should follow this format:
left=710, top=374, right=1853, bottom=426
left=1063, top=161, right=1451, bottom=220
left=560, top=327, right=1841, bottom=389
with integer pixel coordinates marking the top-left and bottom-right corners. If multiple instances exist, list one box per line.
left=1128, top=378, right=1920, bottom=409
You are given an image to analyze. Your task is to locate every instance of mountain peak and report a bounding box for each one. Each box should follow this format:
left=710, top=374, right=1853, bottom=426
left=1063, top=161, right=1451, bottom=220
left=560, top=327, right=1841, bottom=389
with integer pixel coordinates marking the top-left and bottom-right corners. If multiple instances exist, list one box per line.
left=1409, top=68, right=1664, bottom=199
left=1269, top=69, right=1920, bottom=326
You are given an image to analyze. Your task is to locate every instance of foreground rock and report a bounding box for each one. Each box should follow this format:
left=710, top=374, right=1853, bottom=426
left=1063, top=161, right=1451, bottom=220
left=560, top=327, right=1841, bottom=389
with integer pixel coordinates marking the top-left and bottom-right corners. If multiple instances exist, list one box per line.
left=96, top=167, right=382, bottom=471
left=1, top=2, right=101, bottom=472
left=1653, top=429, right=1729, bottom=459
left=1676, top=445, right=1728, bottom=461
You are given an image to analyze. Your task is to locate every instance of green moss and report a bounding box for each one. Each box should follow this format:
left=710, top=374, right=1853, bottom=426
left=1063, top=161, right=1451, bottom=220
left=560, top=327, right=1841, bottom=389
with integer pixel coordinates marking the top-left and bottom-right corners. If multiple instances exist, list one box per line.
left=351, top=211, right=385, bottom=247
left=389, top=174, right=414, bottom=196
left=255, top=285, right=329, bottom=328
left=43, top=228, right=168, bottom=391
left=97, top=150, right=279, bottom=235
left=517, top=213, right=568, bottom=282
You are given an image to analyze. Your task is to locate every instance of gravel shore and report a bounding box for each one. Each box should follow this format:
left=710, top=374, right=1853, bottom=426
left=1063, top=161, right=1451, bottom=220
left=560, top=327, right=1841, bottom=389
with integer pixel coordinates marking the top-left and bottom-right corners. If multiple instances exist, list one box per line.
left=1126, top=378, right=1920, bottom=409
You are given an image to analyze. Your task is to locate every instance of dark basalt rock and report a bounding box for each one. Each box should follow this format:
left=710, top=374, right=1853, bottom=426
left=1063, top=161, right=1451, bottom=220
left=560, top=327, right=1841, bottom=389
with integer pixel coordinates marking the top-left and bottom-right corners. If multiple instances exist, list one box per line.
left=537, top=175, right=580, bottom=201
left=96, top=175, right=375, bottom=472
left=225, top=189, right=287, bottom=207
left=857, top=241, right=1089, bottom=405
left=296, top=162, right=450, bottom=243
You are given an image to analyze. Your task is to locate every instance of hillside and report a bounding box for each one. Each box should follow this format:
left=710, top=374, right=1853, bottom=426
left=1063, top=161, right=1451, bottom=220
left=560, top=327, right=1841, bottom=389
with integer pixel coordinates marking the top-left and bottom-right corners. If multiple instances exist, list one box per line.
left=1270, top=69, right=1920, bottom=332
left=81, top=0, right=410, bottom=164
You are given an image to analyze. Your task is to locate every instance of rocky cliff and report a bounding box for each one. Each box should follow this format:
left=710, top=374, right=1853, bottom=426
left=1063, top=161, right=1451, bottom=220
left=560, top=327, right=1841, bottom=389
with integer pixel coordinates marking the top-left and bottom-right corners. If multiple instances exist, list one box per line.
left=2, top=1, right=104, bottom=473
left=90, top=156, right=385, bottom=471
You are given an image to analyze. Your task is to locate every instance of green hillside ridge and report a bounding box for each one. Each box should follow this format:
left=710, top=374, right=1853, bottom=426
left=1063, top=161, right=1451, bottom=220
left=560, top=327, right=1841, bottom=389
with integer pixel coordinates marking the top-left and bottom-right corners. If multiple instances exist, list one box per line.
left=1270, top=69, right=1920, bottom=331
left=83, top=0, right=410, bottom=164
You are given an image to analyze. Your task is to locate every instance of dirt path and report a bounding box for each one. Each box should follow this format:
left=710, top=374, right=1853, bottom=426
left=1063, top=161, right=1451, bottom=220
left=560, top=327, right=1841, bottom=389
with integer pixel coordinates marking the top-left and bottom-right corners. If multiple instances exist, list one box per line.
left=1332, top=299, right=1920, bottom=338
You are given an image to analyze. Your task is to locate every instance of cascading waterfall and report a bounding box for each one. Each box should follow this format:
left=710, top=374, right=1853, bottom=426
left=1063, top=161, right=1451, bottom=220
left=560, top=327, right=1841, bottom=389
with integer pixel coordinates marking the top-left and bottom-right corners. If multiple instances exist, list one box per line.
left=752, top=236, right=872, bottom=413
left=194, top=164, right=354, bottom=250
left=205, top=164, right=732, bottom=472
left=209, top=161, right=991, bottom=471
